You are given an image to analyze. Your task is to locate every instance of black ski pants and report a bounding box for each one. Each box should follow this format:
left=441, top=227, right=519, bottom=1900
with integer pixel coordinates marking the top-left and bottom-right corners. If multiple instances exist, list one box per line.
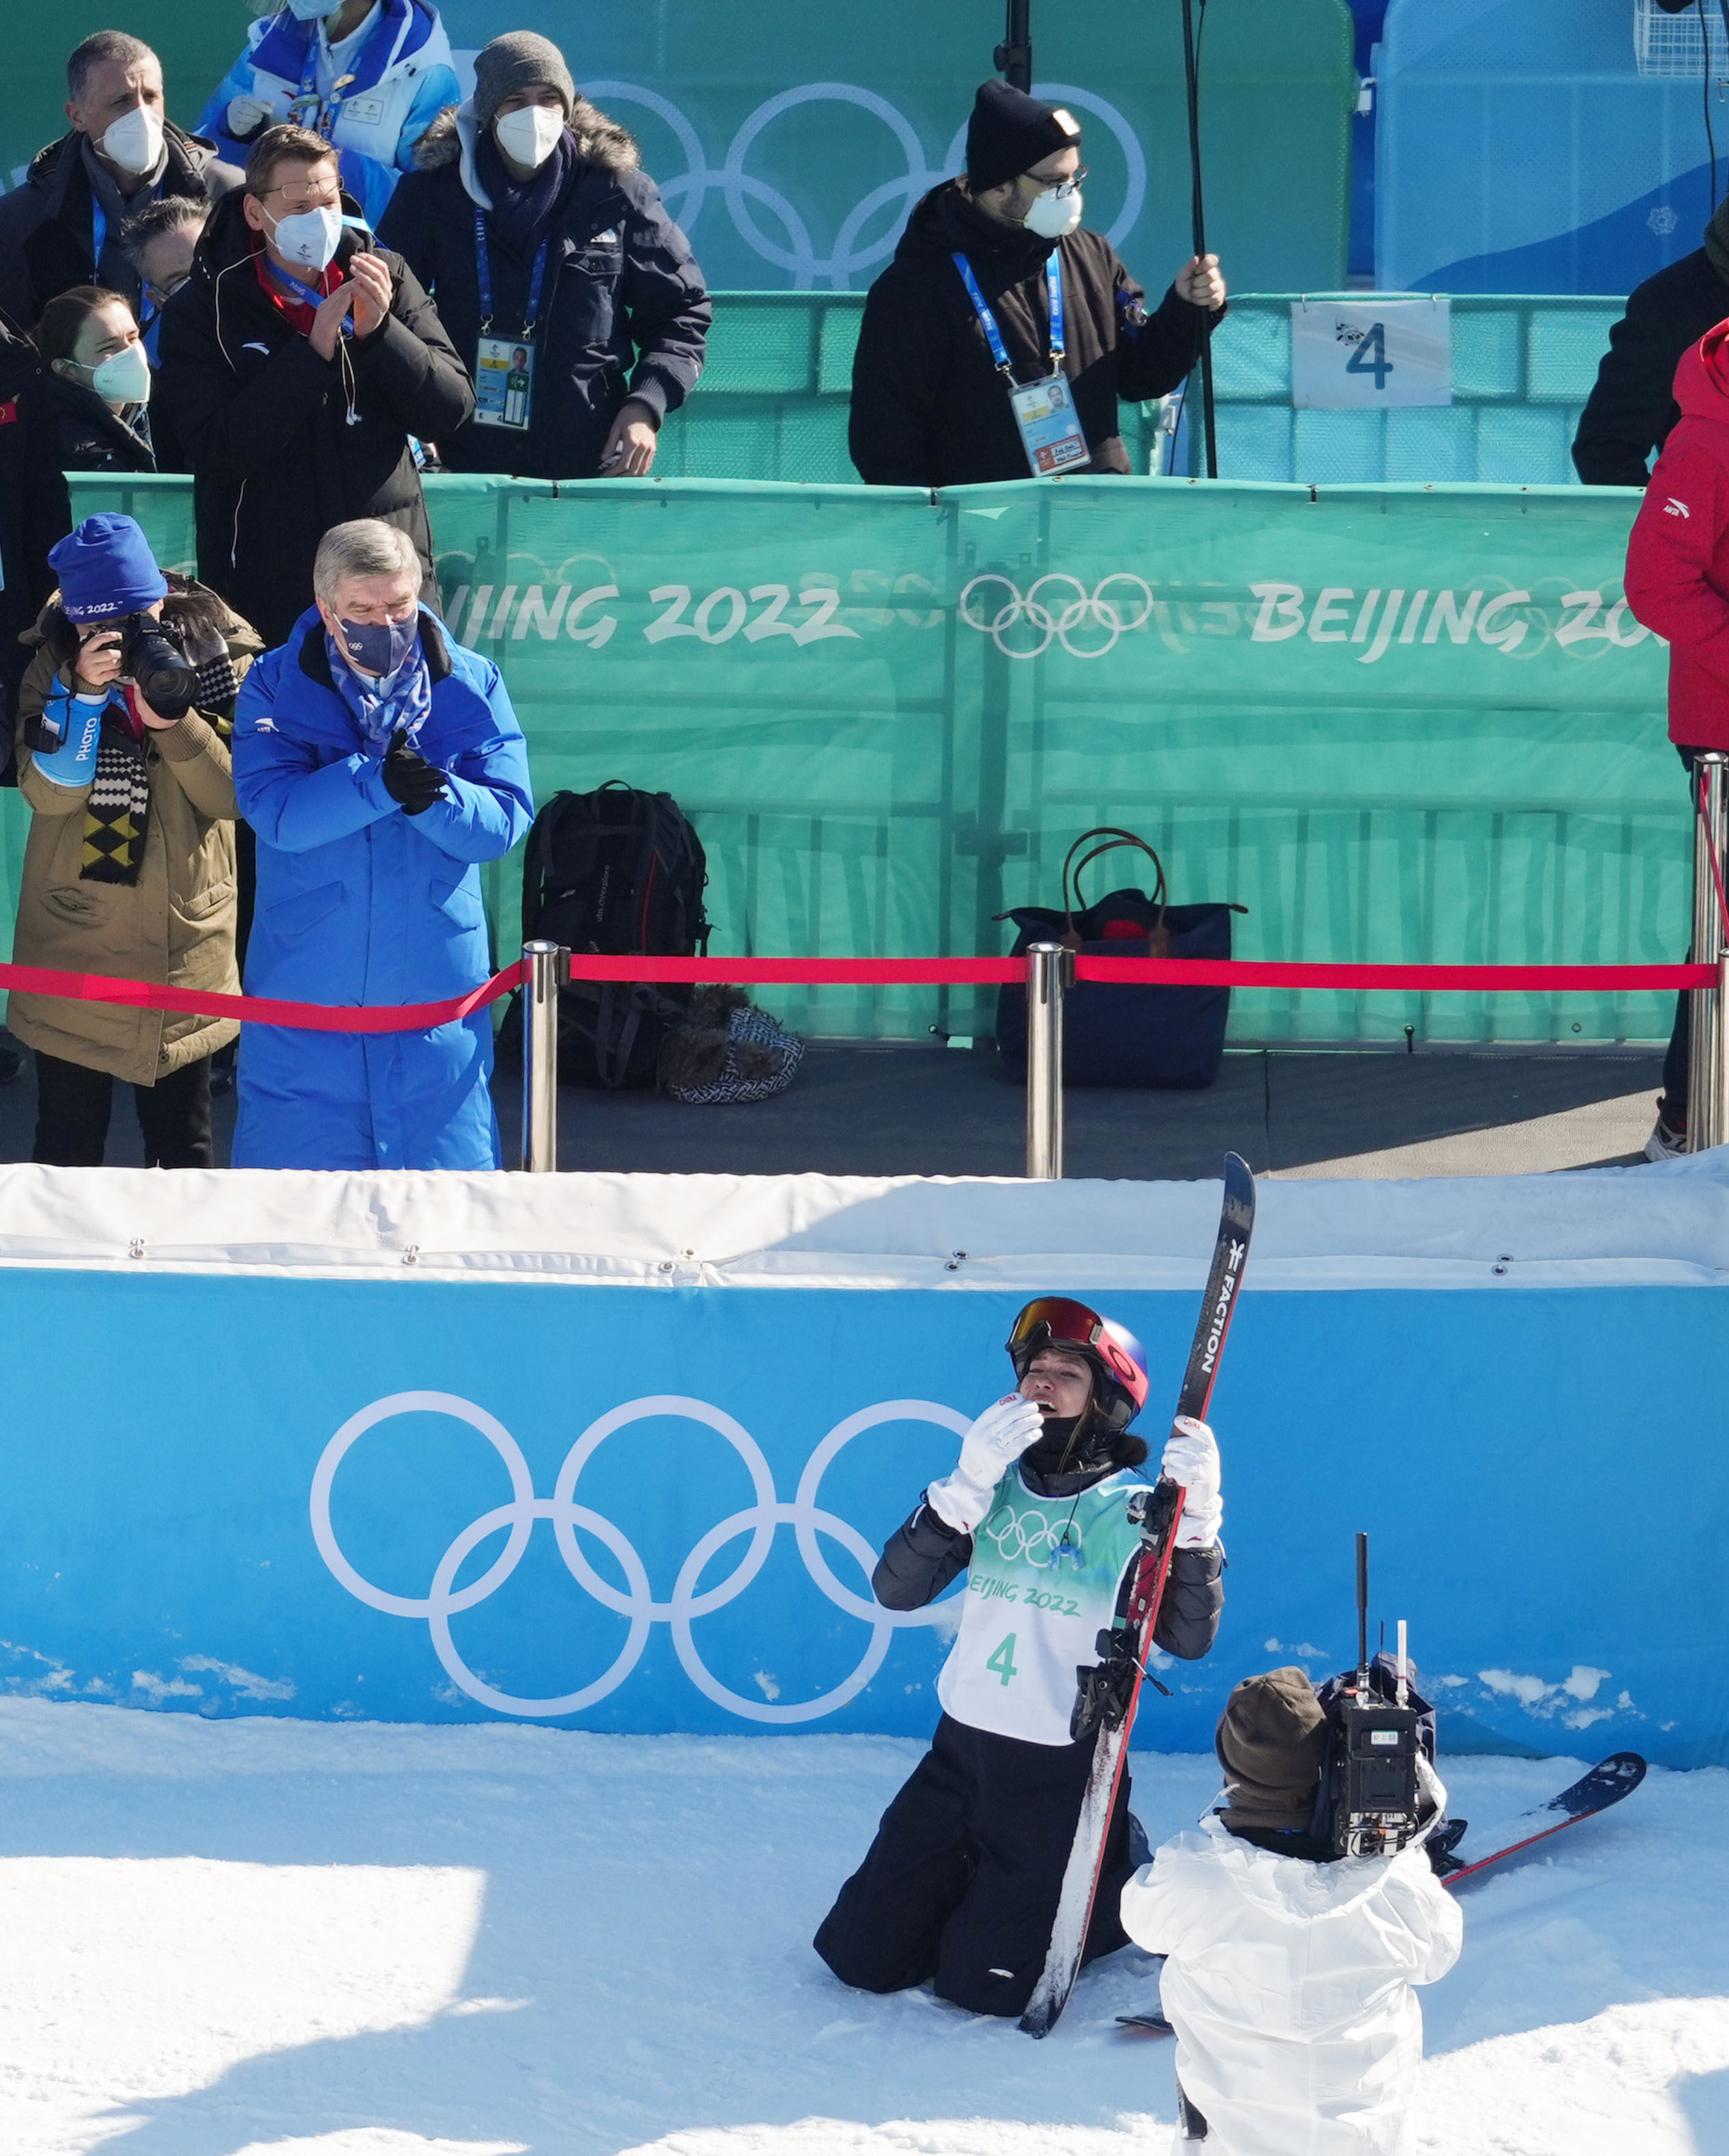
left=813, top=1711, right=1135, bottom=2018
left=32, top=1051, right=213, bottom=1168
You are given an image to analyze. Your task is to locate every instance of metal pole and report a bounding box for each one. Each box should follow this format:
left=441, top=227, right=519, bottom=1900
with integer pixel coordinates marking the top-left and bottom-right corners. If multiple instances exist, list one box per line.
left=1687, top=754, right=1728, bottom=1151
left=995, top=0, right=1032, bottom=88
left=520, top=940, right=564, bottom=1173
left=1181, top=0, right=1219, bottom=479
left=1024, top=942, right=1069, bottom=1180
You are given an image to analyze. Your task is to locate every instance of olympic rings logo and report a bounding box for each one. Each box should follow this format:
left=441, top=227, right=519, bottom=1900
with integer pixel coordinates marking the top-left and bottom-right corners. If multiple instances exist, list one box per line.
left=960, top=573, right=1155, bottom=660
left=310, top=1391, right=969, bottom=1725
left=981, top=1507, right=1087, bottom=1568
left=573, top=79, right=1145, bottom=289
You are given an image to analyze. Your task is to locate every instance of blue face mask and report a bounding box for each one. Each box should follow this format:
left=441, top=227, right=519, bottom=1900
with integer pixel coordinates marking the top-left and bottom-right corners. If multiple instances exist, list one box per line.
left=339, top=612, right=420, bottom=679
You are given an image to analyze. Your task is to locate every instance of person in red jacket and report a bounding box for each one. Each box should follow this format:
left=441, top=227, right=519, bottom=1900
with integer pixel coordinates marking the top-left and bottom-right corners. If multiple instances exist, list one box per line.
left=1623, top=318, right=1729, bottom=1157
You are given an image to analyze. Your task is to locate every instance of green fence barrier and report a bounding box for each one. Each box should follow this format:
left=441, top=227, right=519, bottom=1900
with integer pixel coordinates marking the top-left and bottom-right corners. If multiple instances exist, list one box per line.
left=55, top=471, right=1677, bottom=1049
left=659, top=293, right=1622, bottom=486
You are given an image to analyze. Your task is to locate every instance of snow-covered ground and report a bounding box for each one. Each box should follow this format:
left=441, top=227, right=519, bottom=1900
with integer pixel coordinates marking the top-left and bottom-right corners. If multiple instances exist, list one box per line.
left=0, top=1700, right=1722, bottom=2156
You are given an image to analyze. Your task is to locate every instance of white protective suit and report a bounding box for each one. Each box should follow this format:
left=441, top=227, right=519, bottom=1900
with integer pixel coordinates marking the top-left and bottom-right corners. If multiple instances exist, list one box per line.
left=1119, top=1812, right=1464, bottom=2155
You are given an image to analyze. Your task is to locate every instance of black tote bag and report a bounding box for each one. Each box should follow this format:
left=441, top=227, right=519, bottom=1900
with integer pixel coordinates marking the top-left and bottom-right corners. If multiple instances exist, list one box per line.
left=995, top=828, right=1245, bottom=1090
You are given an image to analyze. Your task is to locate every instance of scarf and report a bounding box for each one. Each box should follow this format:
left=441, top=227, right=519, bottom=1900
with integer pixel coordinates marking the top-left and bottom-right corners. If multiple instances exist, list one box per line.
left=325, top=627, right=434, bottom=751
left=475, top=126, right=577, bottom=254
left=80, top=609, right=239, bottom=886
left=1707, top=194, right=1729, bottom=288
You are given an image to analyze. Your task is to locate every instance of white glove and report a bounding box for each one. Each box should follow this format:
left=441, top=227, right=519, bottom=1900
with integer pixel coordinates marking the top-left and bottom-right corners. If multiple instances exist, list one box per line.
left=1161, top=1415, right=1222, bottom=1549
left=927, top=1394, right=1044, bottom=1534
left=226, top=93, right=278, bottom=139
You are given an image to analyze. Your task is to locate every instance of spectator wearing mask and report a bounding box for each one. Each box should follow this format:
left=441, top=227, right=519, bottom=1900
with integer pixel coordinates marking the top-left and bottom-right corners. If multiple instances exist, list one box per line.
left=25, top=287, right=159, bottom=474
left=378, top=31, right=710, bottom=479
left=0, top=31, right=241, bottom=333
left=199, top=0, right=459, bottom=231
left=156, top=122, right=474, bottom=648
left=8, top=514, right=262, bottom=1168
left=230, top=518, right=533, bottom=1170
left=849, top=81, right=1226, bottom=487
left=120, top=195, right=210, bottom=360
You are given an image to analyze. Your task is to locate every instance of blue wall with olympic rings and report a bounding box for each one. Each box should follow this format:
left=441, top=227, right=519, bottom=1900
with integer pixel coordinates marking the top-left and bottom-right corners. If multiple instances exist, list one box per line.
left=1, top=1266, right=1724, bottom=1765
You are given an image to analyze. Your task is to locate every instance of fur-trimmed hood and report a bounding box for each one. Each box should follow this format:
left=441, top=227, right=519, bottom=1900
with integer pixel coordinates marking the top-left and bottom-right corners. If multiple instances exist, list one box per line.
left=412, top=98, right=639, bottom=209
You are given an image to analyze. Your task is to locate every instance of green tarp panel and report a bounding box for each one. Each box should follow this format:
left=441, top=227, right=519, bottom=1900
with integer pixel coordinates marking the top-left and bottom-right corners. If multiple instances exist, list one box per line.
left=3, top=1, right=1356, bottom=294
left=49, top=472, right=1677, bottom=1048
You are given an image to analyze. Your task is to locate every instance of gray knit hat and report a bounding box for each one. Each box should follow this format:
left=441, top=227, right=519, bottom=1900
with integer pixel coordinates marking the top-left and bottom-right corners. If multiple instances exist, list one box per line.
left=1215, top=1668, right=1330, bottom=1832
left=472, top=32, right=577, bottom=129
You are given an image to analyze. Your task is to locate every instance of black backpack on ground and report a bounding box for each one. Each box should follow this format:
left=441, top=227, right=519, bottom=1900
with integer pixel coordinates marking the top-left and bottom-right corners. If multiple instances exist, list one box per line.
left=516, top=782, right=711, bottom=1088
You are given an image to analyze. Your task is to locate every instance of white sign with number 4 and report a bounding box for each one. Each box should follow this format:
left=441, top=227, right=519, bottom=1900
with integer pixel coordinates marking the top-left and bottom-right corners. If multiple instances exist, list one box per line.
left=1289, top=297, right=1453, bottom=410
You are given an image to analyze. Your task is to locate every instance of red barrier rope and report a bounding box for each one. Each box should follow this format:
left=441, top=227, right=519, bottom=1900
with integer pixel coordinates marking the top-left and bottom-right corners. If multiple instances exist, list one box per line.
left=0, top=950, right=1704, bottom=1031
left=0, top=958, right=528, bottom=1034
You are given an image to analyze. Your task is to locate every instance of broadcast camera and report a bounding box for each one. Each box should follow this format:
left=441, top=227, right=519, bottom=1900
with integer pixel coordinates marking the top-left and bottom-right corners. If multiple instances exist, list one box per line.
left=1313, top=1534, right=1437, bottom=1860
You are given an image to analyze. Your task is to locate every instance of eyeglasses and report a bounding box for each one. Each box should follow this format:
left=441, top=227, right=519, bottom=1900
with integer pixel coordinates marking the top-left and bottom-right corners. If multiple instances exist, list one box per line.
left=261, top=184, right=341, bottom=211
left=1027, top=166, right=1087, bottom=198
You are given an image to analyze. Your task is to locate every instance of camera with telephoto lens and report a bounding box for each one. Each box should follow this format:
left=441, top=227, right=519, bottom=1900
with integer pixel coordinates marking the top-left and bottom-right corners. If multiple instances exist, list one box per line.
left=116, top=614, right=200, bottom=720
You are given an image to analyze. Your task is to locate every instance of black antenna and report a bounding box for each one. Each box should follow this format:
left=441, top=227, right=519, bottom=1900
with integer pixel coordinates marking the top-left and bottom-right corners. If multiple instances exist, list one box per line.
left=1356, top=1531, right=1370, bottom=1684
left=995, top=0, right=1032, bottom=89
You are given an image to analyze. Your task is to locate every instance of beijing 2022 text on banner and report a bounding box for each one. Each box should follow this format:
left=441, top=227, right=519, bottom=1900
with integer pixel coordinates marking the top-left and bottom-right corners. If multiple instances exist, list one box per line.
left=62, top=473, right=1672, bottom=1049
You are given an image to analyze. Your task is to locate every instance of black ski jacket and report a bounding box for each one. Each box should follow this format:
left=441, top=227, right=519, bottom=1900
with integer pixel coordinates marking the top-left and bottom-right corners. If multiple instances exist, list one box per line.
left=1573, top=248, right=1729, bottom=487
left=155, top=187, right=475, bottom=648
left=20, top=371, right=159, bottom=475
left=0, top=313, right=72, bottom=766
left=0, top=124, right=241, bottom=331
left=849, top=180, right=1221, bottom=488
left=378, top=102, right=710, bottom=478
left=873, top=1458, right=1224, bottom=1664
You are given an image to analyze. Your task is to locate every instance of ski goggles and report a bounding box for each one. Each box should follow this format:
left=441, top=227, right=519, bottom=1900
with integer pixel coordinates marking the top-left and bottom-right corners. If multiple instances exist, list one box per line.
left=1006, top=1296, right=1149, bottom=1410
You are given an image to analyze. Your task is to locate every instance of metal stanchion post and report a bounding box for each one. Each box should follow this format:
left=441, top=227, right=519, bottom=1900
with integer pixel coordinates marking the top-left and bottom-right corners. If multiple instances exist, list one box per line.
left=1024, top=943, right=1072, bottom=1180
left=1687, top=753, right=1729, bottom=1152
left=520, top=940, right=566, bottom=1173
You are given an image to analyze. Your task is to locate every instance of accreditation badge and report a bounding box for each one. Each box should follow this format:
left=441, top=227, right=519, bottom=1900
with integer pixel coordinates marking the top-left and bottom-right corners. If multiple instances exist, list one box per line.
left=474, top=335, right=534, bottom=430
left=1008, top=373, right=1090, bottom=477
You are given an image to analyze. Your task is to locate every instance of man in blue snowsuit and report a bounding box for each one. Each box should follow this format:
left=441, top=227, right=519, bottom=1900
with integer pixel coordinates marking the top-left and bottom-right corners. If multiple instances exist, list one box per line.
left=199, top=0, right=458, bottom=229
left=231, top=516, right=533, bottom=1170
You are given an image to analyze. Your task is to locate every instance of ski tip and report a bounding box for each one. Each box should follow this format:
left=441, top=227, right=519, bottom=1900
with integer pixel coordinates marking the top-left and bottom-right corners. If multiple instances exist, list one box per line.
left=1016, top=2007, right=1055, bottom=2040
left=1116, top=2012, right=1175, bottom=2035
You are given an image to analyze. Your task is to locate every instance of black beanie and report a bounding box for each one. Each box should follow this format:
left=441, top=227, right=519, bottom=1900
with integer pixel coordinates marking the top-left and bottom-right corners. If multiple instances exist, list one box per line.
left=1215, top=1668, right=1330, bottom=1832
left=964, top=79, right=1081, bottom=194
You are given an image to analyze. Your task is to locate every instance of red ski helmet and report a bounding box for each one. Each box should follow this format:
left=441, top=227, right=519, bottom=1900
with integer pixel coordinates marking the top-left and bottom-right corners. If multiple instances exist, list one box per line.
left=1006, top=1296, right=1150, bottom=1431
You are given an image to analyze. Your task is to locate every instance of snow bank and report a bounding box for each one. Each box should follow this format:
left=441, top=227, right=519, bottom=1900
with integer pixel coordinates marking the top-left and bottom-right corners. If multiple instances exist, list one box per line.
left=0, top=1701, right=1723, bottom=2156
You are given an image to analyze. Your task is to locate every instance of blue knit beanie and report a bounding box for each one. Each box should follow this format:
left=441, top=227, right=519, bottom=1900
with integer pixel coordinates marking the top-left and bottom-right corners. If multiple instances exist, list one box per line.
left=49, top=515, right=169, bottom=622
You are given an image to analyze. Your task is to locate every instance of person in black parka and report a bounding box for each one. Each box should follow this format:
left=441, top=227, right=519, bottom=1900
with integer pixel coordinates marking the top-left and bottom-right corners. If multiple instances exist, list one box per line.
left=25, top=287, right=159, bottom=477
left=0, top=309, right=73, bottom=793
left=849, top=81, right=1226, bottom=488
left=1572, top=196, right=1729, bottom=487
left=378, top=31, right=710, bottom=480
left=155, top=122, right=475, bottom=649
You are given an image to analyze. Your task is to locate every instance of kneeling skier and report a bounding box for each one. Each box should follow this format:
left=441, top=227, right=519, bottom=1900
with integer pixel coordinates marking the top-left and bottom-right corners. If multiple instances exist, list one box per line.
left=813, top=1296, right=1224, bottom=2018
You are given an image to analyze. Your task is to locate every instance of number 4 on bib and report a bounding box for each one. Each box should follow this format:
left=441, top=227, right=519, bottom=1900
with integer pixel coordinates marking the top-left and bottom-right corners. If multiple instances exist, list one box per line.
left=986, top=1633, right=1019, bottom=1687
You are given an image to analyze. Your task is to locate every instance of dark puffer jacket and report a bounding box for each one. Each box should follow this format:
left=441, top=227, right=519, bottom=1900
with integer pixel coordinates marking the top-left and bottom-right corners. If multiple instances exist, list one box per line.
left=19, top=370, right=157, bottom=475
left=0, top=315, right=72, bottom=764
left=1573, top=248, right=1729, bottom=488
left=849, top=180, right=1221, bottom=488
left=0, top=124, right=241, bottom=330
left=155, top=187, right=475, bottom=648
left=378, top=101, right=710, bottom=478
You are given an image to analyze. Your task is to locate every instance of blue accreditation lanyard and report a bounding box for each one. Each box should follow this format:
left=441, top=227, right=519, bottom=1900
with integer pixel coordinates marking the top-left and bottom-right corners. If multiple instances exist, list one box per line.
left=91, top=199, right=107, bottom=283
left=289, top=11, right=386, bottom=136
left=266, top=258, right=347, bottom=330
left=953, top=250, right=1066, bottom=377
left=474, top=214, right=551, bottom=340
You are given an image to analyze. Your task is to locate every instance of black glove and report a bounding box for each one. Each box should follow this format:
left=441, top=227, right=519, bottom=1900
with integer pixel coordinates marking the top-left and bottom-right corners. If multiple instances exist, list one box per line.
left=380, top=727, right=447, bottom=815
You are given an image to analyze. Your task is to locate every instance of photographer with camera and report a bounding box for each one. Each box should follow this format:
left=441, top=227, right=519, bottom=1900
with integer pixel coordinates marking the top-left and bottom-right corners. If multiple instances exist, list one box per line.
left=8, top=514, right=262, bottom=1167
left=1120, top=1668, right=1462, bottom=2155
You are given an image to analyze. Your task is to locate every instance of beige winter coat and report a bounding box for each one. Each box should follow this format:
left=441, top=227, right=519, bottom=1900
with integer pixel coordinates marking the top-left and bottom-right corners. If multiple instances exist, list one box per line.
left=8, top=590, right=263, bottom=1085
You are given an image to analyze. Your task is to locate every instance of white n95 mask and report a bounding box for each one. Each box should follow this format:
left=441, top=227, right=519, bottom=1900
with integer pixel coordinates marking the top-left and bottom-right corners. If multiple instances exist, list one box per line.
left=1022, top=185, right=1082, bottom=241
left=100, top=105, right=165, bottom=176
left=90, top=343, right=153, bottom=408
left=287, top=0, right=345, bottom=18
left=494, top=105, right=566, bottom=171
left=269, top=203, right=344, bottom=273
